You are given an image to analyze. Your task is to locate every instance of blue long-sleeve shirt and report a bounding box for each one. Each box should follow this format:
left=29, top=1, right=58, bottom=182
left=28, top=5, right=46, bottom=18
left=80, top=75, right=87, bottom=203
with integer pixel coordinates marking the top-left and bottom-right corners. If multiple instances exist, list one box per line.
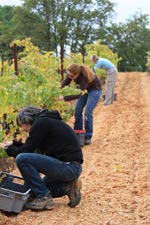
left=94, top=58, right=115, bottom=70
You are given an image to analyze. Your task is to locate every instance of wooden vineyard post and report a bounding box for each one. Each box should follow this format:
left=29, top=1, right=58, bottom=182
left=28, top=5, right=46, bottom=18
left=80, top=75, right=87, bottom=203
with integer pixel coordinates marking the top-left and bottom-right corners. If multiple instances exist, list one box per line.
left=13, top=44, right=19, bottom=76
left=1, top=55, right=4, bottom=76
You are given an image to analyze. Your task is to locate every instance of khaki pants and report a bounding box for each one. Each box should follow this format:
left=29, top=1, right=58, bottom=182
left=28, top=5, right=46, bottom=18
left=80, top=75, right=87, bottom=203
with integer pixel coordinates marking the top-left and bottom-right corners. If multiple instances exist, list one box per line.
left=103, top=67, right=118, bottom=105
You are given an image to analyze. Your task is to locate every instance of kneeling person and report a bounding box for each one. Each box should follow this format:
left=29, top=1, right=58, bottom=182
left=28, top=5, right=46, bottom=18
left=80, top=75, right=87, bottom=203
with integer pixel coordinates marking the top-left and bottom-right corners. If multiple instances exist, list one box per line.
left=2, top=106, right=83, bottom=210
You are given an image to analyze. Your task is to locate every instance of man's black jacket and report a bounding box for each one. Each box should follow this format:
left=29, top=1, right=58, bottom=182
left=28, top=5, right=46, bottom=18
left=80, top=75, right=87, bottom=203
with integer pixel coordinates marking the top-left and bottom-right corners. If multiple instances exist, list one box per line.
left=6, top=109, right=83, bottom=163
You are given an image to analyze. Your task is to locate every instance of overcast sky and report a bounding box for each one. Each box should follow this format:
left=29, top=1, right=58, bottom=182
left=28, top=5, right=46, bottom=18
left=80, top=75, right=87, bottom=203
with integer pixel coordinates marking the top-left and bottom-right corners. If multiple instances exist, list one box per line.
left=0, top=0, right=150, bottom=23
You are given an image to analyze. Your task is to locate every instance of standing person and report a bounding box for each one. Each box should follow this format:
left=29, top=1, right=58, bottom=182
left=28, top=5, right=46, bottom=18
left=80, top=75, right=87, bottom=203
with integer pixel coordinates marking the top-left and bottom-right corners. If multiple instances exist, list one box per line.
left=91, top=54, right=118, bottom=105
left=59, top=64, right=102, bottom=145
left=0, top=106, right=83, bottom=210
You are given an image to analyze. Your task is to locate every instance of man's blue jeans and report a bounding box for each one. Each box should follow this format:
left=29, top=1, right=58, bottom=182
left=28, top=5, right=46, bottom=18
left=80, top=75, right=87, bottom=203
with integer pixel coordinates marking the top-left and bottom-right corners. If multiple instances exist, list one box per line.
left=74, top=89, right=102, bottom=139
left=16, top=153, right=82, bottom=198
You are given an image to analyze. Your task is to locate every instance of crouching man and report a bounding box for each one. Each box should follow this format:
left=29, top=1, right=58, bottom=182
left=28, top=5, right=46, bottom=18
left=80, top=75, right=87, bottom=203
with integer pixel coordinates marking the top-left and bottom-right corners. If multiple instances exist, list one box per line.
left=0, top=106, right=83, bottom=210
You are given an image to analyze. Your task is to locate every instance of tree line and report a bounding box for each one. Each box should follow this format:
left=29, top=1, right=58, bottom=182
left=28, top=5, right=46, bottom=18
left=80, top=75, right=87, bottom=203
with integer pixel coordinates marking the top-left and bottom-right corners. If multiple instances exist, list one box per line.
left=0, top=0, right=150, bottom=72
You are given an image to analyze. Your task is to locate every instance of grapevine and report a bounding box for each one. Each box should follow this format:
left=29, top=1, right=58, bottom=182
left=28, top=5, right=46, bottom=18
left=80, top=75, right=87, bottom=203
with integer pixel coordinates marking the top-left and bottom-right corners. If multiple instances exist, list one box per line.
left=0, top=38, right=119, bottom=162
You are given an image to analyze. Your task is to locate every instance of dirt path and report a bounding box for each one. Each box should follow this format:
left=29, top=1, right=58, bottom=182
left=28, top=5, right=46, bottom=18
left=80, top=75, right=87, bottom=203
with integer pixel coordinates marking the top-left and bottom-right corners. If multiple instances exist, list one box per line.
left=1, top=72, right=150, bottom=225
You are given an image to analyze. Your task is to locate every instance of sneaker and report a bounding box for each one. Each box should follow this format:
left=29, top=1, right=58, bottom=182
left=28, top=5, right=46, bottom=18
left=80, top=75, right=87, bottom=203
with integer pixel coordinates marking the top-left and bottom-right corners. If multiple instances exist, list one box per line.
left=85, top=138, right=91, bottom=145
left=26, top=191, right=54, bottom=210
left=66, top=179, right=82, bottom=208
left=103, top=101, right=113, bottom=106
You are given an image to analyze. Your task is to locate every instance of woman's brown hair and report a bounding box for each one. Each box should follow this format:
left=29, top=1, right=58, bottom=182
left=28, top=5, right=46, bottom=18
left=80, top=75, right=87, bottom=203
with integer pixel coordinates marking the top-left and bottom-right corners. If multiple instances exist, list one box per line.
left=67, top=64, right=95, bottom=83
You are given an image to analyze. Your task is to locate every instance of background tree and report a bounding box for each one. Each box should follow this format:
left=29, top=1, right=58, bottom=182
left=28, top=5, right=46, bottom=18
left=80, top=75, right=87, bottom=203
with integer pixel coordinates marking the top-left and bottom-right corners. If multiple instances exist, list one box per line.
left=11, top=7, right=46, bottom=50
left=103, top=12, right=150, bottom=71
left=1, top=2, right=150, bottom=72
left=0, top=6, right=15, bottom=65
left=68, top=0, right=115, bottom=57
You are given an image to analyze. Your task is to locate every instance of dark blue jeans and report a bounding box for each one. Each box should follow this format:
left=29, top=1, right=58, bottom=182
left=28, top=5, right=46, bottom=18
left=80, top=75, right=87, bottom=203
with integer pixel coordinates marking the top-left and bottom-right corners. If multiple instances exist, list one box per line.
left=74, top=89, right=102, bottom=139
left=16, top=153, right=82, bottom=198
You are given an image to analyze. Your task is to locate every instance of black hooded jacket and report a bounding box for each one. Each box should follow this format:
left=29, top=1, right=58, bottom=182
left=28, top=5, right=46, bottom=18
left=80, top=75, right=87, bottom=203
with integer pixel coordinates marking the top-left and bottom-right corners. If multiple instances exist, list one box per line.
left=6, top=109, right=83, bottom=163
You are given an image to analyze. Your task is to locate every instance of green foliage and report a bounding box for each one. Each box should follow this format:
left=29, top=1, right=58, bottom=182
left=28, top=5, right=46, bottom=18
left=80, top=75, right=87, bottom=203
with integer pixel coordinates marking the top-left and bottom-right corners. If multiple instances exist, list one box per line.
left=0, top=0, right=115, bottom=58
left=0, top=38, right=81, bottom=148
left=146, top=52, right=150, bottom=71
left=1, top=3, right=150, bottom=73
left=0, top=129, right=7, bottom=158
left=11, top=6, right=48, bottom=50
left=0, top=6, right=15, bottom=61
left=0, top=149, right=8, bottom=158
left=0, top=38, right=121, bottom=157
left=84, top=40, right=120, bottom=80
left=104, top=13, right=150, bottom=71
left=64, top=39, right=119, bottom=69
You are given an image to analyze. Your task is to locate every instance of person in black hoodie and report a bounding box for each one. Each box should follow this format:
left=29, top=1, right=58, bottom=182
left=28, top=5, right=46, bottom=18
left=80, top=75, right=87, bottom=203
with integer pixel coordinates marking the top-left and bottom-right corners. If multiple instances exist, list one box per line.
left=0, top=106, right=83, bottom=210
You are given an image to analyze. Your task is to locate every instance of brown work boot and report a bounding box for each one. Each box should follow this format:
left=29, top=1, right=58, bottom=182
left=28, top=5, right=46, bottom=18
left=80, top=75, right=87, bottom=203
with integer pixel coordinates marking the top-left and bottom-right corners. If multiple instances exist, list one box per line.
left=26, top=191, right=54, bottom=210
left=66, top=178, right=82, bottom=208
